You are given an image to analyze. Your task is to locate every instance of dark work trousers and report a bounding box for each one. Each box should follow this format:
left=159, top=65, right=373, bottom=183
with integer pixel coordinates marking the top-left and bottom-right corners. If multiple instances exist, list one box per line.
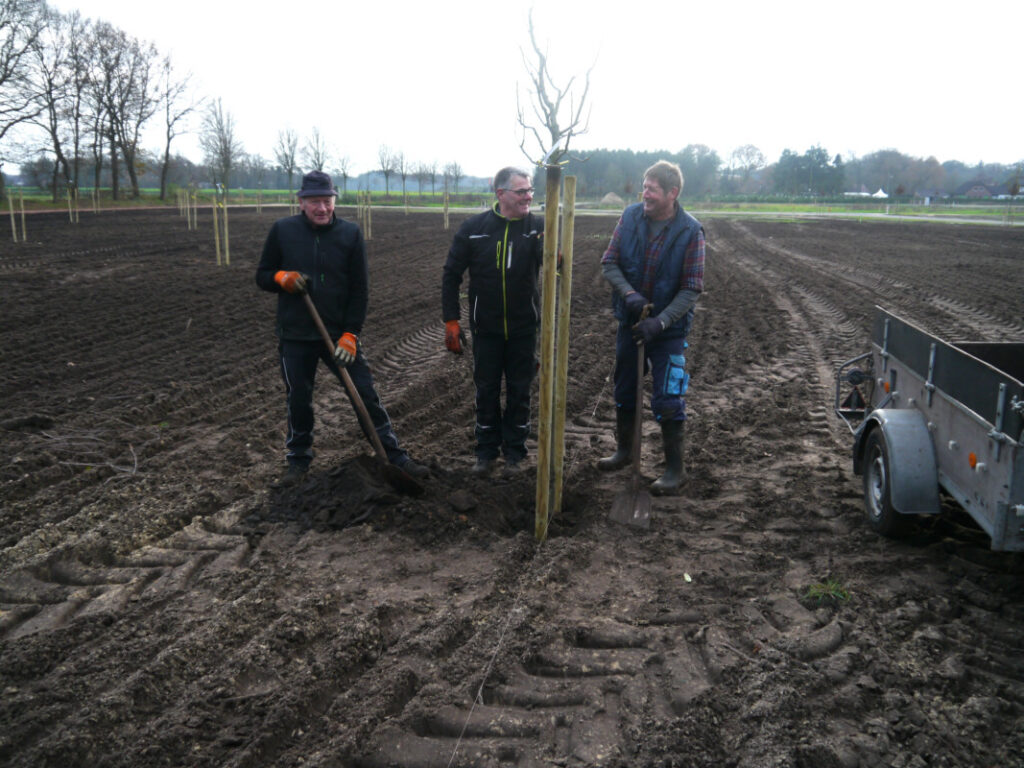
left=278, top=338, right=407, bottom=468
left=612, top=324, right=689, bottom=422
left=471, top=331, right=536, bottom=461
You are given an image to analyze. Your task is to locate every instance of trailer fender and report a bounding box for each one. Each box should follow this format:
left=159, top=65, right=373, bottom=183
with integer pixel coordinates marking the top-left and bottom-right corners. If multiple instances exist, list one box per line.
left=854, top=410, right=941, bottom=515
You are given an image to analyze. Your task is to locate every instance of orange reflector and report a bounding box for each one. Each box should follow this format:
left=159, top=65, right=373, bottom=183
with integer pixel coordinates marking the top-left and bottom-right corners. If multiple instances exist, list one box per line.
left=968, top=452, right=978, bottom=469
left=883, top=381, right=890, bottom=393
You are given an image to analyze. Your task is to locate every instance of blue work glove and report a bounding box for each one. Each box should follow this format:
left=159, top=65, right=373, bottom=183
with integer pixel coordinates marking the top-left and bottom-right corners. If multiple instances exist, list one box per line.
left=624, top=292, right=649, bottom=320
left=631, top=316, right=664, bottom=345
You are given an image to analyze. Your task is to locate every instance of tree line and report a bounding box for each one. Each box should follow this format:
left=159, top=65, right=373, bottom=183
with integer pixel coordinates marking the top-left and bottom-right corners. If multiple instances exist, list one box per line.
left=564, top=146, right=1021, bottom=201
left=2, top=0, right=1020, bottom=203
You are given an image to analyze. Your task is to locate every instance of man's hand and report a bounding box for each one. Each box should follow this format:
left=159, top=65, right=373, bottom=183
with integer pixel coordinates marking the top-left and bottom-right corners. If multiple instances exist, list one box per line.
left=632, top=316, right=664, bottom=345
left=334, top=333, right=358, bottom=366
left=274, top=270, right=308, bottom=294
left=624, top=291, right=649, bottom=320
left=445, top=320, right=466, bottom=354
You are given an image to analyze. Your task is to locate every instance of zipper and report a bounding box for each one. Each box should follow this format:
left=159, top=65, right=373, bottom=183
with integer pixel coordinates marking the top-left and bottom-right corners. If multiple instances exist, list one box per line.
left=314, top=234, right=324, bottom=287
left=501, top=222, right=510, bottom=339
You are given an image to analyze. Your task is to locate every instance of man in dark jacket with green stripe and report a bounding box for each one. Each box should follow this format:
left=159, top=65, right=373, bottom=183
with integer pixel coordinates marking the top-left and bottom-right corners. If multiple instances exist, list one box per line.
left=441, top=166, right=544, bottom=478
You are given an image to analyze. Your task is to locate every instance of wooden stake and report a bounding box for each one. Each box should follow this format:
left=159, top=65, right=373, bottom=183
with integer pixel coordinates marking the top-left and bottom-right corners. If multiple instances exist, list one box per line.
left=534, top=165, right=562, bottom=542
left=19, top=190, right=26, bottom=241
left=212, top=190, right=221, bottom=265
left=551, top=176, right=576, bottom=520
left=222, top=196, right=230, bottom=265
left=8, top=193, right=15, bottom=243
left=366, top=192, right=372, bottom=240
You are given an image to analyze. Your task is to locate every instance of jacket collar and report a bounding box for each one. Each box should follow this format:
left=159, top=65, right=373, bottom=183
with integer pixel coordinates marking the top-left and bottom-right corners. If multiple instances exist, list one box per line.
left=492, top=200, right=527, bottom=222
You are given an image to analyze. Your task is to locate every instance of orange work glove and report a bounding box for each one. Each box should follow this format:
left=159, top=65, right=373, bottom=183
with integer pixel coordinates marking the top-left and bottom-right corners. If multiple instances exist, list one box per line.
left=334, top=333, right=358, bottom=366
left=445, top=320, right=466, bottom=354
left=274, top=270, right=308, bottom=294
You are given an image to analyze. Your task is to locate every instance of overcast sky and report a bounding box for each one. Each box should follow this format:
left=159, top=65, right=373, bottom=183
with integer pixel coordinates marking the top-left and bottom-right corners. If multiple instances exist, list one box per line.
left=51, top=0, right=1023, bottom=178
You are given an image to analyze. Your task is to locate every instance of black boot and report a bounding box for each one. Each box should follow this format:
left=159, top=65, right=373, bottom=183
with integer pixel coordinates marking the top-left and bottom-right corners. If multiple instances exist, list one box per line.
left=597, top=409, right=635, bottom=472
left=651, top=420, right=685, bottom=495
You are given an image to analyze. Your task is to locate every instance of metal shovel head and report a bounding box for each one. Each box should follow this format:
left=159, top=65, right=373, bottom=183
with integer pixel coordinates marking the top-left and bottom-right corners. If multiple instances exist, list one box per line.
left=610, top=485, right=652, bottom=529
left=609, top=338, right=651, bottom=529
left=355, top=454, right=424, bottom=497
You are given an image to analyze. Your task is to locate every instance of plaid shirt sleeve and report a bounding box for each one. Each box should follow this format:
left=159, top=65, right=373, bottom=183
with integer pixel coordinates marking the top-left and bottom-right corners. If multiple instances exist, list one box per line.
left=600, top=217, right=624, bottom=266
left=681, top=227, right=705, bottom=293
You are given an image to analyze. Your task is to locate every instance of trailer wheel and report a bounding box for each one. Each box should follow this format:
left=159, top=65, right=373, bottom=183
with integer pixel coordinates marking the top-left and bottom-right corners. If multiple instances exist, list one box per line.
left=863, top=429, right=912, bottom=537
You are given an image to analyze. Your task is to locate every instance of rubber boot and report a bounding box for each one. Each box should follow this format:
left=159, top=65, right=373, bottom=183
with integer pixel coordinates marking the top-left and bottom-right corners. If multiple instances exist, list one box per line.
left=597, top=409, right=635, bottom=472
left=651, top=420, right=686, bottom=495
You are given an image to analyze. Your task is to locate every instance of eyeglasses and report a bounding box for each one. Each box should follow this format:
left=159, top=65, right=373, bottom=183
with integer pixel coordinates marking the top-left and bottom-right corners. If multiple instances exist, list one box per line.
left=501, top=187, right=534, bottom=197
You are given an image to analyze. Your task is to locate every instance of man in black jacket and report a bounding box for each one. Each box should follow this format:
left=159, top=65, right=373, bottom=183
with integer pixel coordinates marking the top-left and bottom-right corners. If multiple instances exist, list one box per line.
left=441, top=166, right=543, bottom=477
left=256, top=170, right=428, bottom=486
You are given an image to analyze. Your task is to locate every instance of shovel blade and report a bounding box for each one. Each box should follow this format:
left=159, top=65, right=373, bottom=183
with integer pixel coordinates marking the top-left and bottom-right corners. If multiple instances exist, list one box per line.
left=354, top=454, right=425, bottom=497
left=609, top=487, right=652, bottom=529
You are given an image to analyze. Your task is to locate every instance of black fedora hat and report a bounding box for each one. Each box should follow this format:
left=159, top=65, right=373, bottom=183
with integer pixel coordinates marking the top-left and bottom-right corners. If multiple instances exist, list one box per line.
left=297, top=170, right=337, bottom=198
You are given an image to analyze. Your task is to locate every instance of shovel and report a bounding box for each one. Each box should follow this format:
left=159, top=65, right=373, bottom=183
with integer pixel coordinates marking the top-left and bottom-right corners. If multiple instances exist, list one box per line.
left=609, top=338, right=652, bottom=529
left=301, top=292, right=423, bottom=496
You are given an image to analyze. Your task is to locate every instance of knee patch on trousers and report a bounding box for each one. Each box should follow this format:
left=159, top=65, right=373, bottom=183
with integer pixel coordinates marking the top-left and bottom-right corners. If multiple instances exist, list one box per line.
left=664, top=353, right=689, bottom=397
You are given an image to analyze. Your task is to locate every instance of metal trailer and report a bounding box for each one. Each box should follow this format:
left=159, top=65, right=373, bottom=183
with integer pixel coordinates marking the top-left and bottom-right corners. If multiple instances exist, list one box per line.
left=835, top=306, right=1024, bottom=551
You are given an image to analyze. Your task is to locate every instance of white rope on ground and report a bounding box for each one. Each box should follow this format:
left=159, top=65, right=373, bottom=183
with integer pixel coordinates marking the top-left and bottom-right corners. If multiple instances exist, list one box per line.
left=446, top=540, right=560, bottom=767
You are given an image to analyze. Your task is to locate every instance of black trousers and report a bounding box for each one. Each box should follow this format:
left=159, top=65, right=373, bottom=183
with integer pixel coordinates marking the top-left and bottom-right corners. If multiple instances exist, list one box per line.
left=278, top=339, right=406, bottom=468
left=471, top=331, right=536, bottom=461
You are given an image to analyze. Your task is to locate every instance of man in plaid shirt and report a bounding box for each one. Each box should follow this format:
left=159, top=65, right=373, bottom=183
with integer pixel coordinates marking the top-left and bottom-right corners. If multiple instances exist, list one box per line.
left=598, top=160, right=705, bottom=495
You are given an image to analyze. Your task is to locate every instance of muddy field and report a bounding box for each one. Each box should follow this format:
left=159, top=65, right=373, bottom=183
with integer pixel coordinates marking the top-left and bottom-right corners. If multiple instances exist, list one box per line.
left=1, top=205, right=1022, bottom=768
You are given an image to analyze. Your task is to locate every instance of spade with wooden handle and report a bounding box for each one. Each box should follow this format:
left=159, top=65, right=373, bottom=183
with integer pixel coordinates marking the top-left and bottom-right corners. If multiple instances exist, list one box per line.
left=609, top=306, right=652, bottom=529
left=300, top=292, right=423, bottom=496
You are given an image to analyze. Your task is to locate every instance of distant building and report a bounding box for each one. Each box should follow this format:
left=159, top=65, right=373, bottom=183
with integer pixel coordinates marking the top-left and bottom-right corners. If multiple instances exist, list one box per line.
left=952, top=180, right=1013, bottom=198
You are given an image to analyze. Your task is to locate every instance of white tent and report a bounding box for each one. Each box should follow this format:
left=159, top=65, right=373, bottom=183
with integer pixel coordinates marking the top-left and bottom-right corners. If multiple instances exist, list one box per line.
left=871, top=188, right=888, bottom=198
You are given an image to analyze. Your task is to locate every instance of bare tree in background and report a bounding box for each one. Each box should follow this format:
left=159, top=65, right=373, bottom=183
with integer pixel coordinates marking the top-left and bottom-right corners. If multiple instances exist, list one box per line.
left=428, top=160, right=438, bottom=196
left=273, top=128, right=298, bottom=192
left=92, top=21, right=159, bottom=198
left=517, top=9, right=592, bottom=166
left=334, top=154, right=351, bottom=197
left=0, top=0, right=44, bottom=143
left=157, top=56, right=200, bottom=200
left=63, top=10, right=90, bottom=191
left=199, top=97, right=242, bottom=190
left=0, top=0, right=45, bottom=199
left=414, top=162, right=429, bottom=195
left=394, top=151, right=408, bottom=198
left=26, top=4, right=73, bottom=200
left=444, top=161, right=463, bottom=195
left=377, top=144, right=394, bottom=195
left=303, top=126, right=329, bottom=171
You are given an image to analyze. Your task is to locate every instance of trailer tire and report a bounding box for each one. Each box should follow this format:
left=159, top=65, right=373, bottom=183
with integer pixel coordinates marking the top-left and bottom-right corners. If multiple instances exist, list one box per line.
left=863, top=429, right=912, bottom=537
